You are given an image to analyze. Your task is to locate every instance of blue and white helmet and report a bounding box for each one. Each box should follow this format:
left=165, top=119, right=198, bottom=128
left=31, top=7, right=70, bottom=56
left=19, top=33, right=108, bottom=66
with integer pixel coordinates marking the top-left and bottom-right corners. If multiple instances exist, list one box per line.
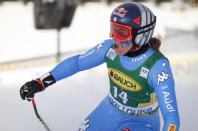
left=110, top=2, right=156, bottom=47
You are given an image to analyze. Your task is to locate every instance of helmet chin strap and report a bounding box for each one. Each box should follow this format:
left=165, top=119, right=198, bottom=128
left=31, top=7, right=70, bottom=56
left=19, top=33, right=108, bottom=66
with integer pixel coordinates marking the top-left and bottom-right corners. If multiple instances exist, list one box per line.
left=131, top=45, right=141, bottom=52
left=124, top=43, right=149, bottom=57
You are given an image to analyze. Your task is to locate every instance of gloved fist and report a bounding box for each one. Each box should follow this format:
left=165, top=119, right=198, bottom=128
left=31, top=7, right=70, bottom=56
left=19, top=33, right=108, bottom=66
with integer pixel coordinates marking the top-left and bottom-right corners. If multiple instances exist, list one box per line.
left=20, top=79, right=44, bottom=100
left=20, top=72, right=56, bottom=101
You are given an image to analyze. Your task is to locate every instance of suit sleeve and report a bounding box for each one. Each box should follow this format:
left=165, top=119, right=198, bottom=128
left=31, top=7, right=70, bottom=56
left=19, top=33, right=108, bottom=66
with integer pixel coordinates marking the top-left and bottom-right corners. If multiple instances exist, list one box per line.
left=50, top=39, right=113, bottom=81
left=148, top=58, right=180, bottom=131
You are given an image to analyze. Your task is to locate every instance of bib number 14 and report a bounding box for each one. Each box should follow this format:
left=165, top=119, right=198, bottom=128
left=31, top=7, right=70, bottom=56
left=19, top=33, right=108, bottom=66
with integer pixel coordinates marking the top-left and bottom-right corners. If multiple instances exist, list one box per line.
left=113, top=86, right=128, bottom=104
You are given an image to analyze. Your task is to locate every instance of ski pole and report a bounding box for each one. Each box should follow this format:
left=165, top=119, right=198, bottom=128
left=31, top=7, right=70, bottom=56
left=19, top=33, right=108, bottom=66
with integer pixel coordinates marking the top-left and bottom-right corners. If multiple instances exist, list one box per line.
left=31, top=98, right=51, bottom=131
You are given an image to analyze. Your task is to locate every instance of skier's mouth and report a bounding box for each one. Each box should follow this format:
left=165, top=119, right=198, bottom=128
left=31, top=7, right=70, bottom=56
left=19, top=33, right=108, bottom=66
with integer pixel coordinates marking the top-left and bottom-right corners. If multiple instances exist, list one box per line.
left=113, top=43, right=119, bottom=49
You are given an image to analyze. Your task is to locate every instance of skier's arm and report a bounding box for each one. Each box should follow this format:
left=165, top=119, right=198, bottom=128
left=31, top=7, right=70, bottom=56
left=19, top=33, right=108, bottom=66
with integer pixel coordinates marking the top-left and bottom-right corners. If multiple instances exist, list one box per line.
left=50, top=39, right=112, bottom=81
left=148, top=59, right=180, bottom=131
left=20, top=39, right=113, bottom=100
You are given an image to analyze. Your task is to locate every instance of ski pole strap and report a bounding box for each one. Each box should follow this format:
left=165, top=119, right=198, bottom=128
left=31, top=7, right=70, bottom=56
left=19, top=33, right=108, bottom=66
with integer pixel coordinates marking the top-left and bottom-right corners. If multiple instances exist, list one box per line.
left=31, top=98, right=51, bottom=131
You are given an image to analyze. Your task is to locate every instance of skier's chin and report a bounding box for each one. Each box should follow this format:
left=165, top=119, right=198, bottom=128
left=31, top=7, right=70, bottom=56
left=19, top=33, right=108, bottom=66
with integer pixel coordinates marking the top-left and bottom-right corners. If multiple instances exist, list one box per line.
left=113, top=45, right=132, bottom=56
left=114, top=48, right=127, bottom=56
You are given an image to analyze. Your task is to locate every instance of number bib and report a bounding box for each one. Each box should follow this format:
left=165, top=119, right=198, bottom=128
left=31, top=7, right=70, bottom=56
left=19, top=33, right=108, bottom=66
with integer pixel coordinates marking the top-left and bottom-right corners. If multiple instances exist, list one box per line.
left=104, top=47, right=166, bottom=116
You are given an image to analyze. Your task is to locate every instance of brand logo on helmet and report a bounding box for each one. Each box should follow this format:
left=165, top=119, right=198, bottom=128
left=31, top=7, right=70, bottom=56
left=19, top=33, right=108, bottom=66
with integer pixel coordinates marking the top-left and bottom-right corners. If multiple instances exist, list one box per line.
left=108, top=68, right=142, bottom=92
left=113, top=8, right=128, bottom=17
left=168, top=124, right=176, bottom=131
left=133, top=17, right=141, bottom=26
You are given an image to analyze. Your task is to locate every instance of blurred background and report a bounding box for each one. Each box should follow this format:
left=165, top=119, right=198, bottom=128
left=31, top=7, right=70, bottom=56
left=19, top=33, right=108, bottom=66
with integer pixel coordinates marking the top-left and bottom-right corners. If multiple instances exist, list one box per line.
left=0, top=0, right=197, bottom=131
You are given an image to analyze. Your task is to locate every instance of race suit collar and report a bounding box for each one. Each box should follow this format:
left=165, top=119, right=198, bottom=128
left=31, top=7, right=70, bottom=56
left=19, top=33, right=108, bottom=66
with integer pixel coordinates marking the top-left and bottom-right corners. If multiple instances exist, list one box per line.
left=124, top=44, right=149, bottom=57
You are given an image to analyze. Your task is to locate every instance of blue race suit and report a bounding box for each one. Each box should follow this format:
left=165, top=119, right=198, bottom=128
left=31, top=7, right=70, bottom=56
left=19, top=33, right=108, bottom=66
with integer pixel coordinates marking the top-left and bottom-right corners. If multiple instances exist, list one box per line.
left=50, top=39, right=180, bottom=131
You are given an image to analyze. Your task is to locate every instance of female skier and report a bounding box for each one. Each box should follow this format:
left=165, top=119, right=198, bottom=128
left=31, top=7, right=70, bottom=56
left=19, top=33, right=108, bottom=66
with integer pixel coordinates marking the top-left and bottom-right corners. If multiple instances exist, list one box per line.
left=20, top=2, right=180, bottom=131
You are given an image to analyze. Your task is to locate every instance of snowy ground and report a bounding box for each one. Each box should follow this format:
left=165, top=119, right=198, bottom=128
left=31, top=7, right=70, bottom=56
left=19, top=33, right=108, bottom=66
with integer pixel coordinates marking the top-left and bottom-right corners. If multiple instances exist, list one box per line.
left=0, top=1, right=198, bottom=131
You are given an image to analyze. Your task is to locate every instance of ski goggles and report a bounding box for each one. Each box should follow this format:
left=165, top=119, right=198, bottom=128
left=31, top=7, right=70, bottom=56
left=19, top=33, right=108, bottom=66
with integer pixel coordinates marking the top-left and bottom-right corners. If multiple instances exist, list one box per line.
left=110, top=21, right=133, bottom=42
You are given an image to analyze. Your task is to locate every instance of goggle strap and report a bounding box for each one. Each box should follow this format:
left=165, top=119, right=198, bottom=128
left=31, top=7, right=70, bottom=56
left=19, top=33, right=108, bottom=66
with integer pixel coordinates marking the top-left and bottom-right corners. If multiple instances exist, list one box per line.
left=134, top=16, right=156, bottom=35
left=136, top=25, right=155, bottom=35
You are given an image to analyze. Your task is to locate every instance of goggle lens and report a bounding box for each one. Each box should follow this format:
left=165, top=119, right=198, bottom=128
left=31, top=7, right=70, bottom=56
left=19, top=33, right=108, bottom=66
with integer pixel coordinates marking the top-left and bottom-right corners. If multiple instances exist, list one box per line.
left=110, top=21, right=133, bottom=42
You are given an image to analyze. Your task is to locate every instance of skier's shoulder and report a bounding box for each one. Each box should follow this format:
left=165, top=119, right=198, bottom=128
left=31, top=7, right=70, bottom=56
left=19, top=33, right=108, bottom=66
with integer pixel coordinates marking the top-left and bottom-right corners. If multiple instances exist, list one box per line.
left=78, top=39, right=113, bottom=60
left=95, top=39, right=113, bottom=55
left=144, top=49, right=170, bottom=73
left=148, top=49, right=167, bottom=60
left=149, top=50, right=172, bottom=77
left=97, top=39, right=113, bottom=50
left=153, top=51, right=170, bottom=67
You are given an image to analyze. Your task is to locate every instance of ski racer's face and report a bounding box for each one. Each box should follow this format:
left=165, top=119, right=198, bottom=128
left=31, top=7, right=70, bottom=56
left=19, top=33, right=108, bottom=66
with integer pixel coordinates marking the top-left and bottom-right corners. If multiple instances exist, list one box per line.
left=110, top=21, right=133, bottom=55
left=113, top=38, right=132, bottom=55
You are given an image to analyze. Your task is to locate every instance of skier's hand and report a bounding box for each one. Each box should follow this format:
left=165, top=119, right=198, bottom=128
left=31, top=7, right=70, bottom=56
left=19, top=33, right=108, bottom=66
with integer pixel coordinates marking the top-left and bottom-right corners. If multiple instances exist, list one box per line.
left=20, top=79, right=45, bottom=101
